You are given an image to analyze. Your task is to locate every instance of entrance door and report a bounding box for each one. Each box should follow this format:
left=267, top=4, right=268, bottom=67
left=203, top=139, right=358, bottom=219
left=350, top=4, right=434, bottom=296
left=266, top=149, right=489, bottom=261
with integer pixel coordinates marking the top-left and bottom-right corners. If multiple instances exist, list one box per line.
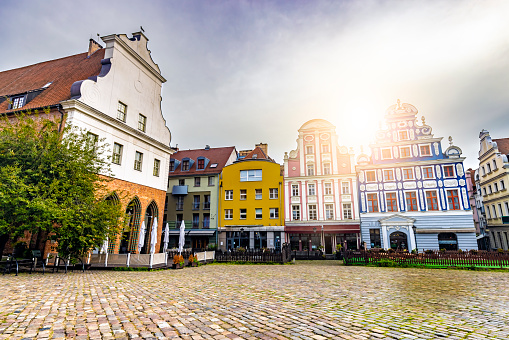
left=389, top=231, right=408, bottom=250
left=325, top=234, right=333, bottom=254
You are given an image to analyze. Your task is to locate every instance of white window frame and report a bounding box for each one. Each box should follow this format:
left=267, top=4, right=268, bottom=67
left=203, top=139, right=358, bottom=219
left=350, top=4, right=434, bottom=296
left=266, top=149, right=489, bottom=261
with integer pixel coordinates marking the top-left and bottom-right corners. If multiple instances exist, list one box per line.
left=224, top=209, right=233, bottom=220
left=292, top=205, right=300, bottom=220
left=341, top=182, right=350, bottom=194
left=381, top=148, right=392, bottom=160
left=112, top=142, right=123, bottom=165
left=270, top=208, right=279, bottom=219
left=240, top=169, right=262, bottom=181
left=255, top=208, right=263, bottom=219
left=419, top=144, right=432, bottom=156
left=366, top=170, right=377, bottom=182
left=292, top=184, right=299, bottom=196
left=239, top=209, right=247, bottom=220
left=240, top=189, right=247, bottom=200
left=402, top=167, right=414, bottom=180
left=153, top=159, right=160, bottom=177
left=343, top=203, right=352, bottom=219
left=308, top=184, right=316, bottom=196
left=225, top=190, right=233, bottom=200
left=308, top=205, right=317, bottom=220
left=442, top=165, right=455, bottom=178
left=255, top=189, right=262, bottom=200
left=383, top=169, right=395, bottom=181
left=325, top=204, right=334, bottom=220
left=134, top=151, right=143, bottom=171
left=269, top=188, right=278, bottom=199
left=422, top=166, right=435, bottom=179
left=399, top=146, right=411, bottom=158
left=324, top=183, right=332, bottom=195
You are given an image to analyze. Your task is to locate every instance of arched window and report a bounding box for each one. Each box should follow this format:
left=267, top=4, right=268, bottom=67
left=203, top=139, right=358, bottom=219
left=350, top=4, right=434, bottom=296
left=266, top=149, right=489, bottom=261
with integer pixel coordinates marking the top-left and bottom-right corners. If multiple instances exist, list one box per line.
left=121, top=197, right=142, bottom=254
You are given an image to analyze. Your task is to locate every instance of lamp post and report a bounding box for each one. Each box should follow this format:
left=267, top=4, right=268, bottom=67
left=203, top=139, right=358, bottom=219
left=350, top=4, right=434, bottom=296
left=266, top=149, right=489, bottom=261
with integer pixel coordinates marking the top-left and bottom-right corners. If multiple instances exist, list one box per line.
left=412, top=225, right=417, bottom=252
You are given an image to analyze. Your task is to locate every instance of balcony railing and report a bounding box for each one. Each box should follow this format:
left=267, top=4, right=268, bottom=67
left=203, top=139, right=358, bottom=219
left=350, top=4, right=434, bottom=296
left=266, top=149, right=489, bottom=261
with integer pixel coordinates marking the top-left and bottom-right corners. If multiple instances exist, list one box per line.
left=203, top=202, right=210, bottom=210
left=192, top=202, right=200, bottom=210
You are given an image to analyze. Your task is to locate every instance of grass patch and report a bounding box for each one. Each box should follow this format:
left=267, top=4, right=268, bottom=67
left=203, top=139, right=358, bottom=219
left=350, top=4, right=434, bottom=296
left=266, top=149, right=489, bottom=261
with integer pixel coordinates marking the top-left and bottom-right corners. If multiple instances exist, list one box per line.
left=209, top=260, right=286, bottom=265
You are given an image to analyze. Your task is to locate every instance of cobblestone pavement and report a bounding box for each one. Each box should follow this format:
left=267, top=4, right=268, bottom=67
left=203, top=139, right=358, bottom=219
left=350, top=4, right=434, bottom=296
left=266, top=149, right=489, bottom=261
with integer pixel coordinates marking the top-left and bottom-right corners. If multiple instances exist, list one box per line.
left=1, top=261, right=508, bottom=340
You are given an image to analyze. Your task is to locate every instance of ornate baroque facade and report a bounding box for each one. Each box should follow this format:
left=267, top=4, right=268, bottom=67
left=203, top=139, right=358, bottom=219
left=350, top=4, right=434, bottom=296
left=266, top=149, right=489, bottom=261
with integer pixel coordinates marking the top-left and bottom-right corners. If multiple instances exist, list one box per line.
left=356, top=101, right=477, bottom=251
left=284, top=119, right=360, bottom=254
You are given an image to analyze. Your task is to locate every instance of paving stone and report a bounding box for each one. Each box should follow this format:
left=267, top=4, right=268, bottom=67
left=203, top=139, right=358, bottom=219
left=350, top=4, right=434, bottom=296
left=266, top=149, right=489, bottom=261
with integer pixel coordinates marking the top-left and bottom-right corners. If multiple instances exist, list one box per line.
left=0, top=261, right=508, bottom=339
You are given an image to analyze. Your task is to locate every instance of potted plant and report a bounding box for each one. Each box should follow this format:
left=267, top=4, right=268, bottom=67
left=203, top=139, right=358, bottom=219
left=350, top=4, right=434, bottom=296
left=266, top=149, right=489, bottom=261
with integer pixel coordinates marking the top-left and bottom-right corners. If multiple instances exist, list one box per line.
left=188, top=254, right=199, bottom=267
left=173, top=254, right=184, bottom=269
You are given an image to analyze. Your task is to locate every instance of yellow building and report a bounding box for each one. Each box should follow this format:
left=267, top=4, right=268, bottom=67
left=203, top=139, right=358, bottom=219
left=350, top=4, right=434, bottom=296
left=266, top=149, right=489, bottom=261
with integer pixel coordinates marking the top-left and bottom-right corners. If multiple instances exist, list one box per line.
left=218, top=147, right=285, bottom=250
left=478, top=130, right=509, bottom=250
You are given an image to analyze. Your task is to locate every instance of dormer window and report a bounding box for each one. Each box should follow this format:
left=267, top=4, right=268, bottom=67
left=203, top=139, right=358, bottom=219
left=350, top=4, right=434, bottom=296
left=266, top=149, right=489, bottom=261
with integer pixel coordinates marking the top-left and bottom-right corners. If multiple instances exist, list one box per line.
left=169, top=160, right=175, bottom=172
left=197, top=158, right=205, bottom=170
left=420, top=145, right=431, bottom=156
left=11, top=96, right=25, bottom=109
left=182, top=160, right=190, bottom=171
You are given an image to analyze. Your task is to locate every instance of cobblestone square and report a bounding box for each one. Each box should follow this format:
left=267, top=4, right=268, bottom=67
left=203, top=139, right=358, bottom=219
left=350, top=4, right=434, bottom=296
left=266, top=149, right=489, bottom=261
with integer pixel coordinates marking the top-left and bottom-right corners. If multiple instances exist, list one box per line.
left=1, top=261, right=508, bottom=339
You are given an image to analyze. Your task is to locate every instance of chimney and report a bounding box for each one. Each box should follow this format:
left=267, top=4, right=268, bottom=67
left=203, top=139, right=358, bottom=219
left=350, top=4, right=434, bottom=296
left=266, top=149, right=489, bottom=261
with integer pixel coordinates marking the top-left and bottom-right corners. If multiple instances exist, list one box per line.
left=255, top=143, right=268, bottom=156
left=87, top=38, right=103, bottom=57
left=205, top=145, right=210, bottom=150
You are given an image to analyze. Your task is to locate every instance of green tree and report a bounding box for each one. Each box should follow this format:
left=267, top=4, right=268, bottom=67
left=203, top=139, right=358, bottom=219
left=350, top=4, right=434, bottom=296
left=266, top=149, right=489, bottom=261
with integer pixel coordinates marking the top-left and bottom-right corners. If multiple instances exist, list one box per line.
left=0, top=111, right=124, bottom=258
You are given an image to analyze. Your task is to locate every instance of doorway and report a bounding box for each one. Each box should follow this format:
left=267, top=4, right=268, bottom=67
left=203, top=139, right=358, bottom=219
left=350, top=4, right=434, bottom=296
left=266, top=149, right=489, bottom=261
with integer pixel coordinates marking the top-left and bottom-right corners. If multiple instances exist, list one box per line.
left=389, top=231, right=408, bottom=250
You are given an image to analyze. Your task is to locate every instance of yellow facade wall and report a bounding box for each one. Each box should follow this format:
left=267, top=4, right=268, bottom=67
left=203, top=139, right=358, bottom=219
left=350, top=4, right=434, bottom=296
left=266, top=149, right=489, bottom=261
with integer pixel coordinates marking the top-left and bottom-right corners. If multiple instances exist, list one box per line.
left=219, top=160, right=284, bottom=228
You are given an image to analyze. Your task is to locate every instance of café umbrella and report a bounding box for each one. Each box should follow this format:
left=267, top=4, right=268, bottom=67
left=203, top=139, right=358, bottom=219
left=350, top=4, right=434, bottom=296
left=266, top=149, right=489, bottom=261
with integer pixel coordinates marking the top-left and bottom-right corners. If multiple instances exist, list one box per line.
left=137, top=221, right=146, bottom=254
left=178, top=220, right=186, bottom=254
left=149, top=217, right=158, bottom=254
left=163, top=222, right=170, bottom=253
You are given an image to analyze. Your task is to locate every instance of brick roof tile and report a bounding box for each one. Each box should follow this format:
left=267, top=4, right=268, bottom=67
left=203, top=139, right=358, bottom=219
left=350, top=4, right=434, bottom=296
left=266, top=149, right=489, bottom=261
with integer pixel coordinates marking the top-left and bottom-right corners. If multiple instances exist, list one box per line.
left=0, top=50, right=105, bottom=114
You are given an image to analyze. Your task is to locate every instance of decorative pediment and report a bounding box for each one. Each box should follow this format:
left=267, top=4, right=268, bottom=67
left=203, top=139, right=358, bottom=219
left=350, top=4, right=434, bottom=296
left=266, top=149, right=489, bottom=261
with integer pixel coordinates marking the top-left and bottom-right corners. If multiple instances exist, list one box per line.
left=379, top=214, right=415, bottom=226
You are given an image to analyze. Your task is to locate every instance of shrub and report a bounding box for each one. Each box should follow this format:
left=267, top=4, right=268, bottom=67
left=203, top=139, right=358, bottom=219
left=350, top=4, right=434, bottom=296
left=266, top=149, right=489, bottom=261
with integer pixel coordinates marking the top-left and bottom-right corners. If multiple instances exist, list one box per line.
left=377, top=259, right=398, bottom=267
left=237, top=247, right=246, bottom=253
left=173, top=254, right=184, bottom=265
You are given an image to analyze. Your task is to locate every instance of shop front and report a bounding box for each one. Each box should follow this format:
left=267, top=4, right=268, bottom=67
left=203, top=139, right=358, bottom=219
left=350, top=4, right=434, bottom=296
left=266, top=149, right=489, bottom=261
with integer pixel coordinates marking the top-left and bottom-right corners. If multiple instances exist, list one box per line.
left=285, top=224, right=361, bottom=254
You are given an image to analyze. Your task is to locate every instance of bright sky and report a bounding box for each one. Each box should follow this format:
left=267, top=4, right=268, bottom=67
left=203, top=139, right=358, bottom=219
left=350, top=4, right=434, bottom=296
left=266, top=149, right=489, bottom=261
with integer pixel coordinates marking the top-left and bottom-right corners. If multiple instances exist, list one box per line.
left=1, top=0, right=508, bottom=168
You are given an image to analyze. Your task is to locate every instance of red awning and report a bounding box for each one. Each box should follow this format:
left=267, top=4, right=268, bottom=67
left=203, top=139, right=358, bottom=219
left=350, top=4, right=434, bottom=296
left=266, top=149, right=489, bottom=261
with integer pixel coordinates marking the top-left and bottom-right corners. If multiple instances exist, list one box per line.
left=285, top=224, right=360, bottom=234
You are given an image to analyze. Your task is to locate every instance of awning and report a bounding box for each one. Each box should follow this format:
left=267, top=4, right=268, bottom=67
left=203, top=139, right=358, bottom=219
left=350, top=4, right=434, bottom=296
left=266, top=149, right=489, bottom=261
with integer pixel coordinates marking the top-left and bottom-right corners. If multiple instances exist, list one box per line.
left=168, top=229, right=216, bottom=236
left=172, top=185, right=188, bottom=195
left=285, top=224, right=360, bottom=234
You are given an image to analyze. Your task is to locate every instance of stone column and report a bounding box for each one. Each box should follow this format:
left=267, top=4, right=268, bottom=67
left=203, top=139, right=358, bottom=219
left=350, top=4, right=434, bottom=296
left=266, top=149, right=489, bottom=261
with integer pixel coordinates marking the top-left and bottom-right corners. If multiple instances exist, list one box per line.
left=382, top=225, right=389, bottom=249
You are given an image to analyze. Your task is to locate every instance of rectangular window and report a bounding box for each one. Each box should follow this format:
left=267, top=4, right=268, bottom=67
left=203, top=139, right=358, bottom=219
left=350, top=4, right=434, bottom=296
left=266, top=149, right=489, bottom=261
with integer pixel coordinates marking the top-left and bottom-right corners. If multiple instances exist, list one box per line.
left=398, top=130, right=408, bottom=140
left=487, top=163, right=492, bottom=172
left=498, top=203, right=503, bottom=218
left=225, top=190, right=233, bottom=200
left=203, top=214, right=210, bottom=228
left=240, top=189, right=247, bottom=200
left=370, top=229, right=381, bottom=248
left=240, top=209, right=247, bottom=219
left=366, top=171, right=376, bottom=182
left=193, top=195, right=200, bottom=210
left=505, top=202, right=509, bottom=215
left=308, top=184, right=316, bottom=196
left=426, top=191, right=439, bottom=210
left=367, top=193, right=379, bottom=212
left=494, top=183, right=499, bottom=192
left=405, top=192, right=418, bottom=211
left=443, top=165, right=454, bottom=178
left=117, top=102, right=127, bottom=122
left=482, top=166, right=485, bottom=175
left=403, top=168, right=413, bottom=180
left=343, top=203, right=352, bottom=219
left=386, top=193, right=398, bottom=212
left=112, top=143, right=123, bottom=165
left=307, top=164, right=314, bottom=176
left=420, top=145, right=431, bottom=156
left=501, top=180, right=506, bottom=190
left=325, top=204, right=334, bottom=220
left=11, top=96, right=25, bottom=109
left=322, top=144, right=330, bottom=153
left=308, top=205, right=317, bottom=220
left=182, top=160, right=190, bottom=171
left=493, top=159, right=498, bottom=170
left=203, top=195, right=210, bottom=209
left=292, top=205, right=300, bottom=220
left=224, top=209, right=233, bottom=220
left=134, top=151, right=143, bottom=171
left=87, top=132, right=99, bottom=153
left=153, top=159, right=160, bottom=177
left=176, top=197, right=184, bottom=211
left=323, top=163, right=331, bottom=175
left=422, top=167, right=434, bottom=179
left=169, top=160, right=175, bottom=172
left=270, top=208, right=279, bottom=219
left=324, top=183, right=332, bottom=195
left=197, top=159, right=205, bottom=170
left=240, top=169, right=262, bottom=181
left=178, top=179, right=185, bottom=186
left=192, top=214, right=199, bottom=228
left=138, top=114, right=147, bottom=132
left=292, top=184, right=299, bottom=196
left=255, top=189, right=262, bottom=199
left=255, top=208, right=263, bottom=219
left=306, top=145, right=314, bottom=154
left=400, top=147, right=411, bottom=158
left=381, top=148, right=392, bottom=159
left=194, top=177, right=201, bottom=187
left=269, top=188, right=278, bottom=199
left=447, top=190, right=460, bottom=210
left=208, top=176, right=214, bottom=186
left=384, top=169, right=394, bottom=181
left=342, top=182, right=350, bottom=194
left=488, top=185, right=492, bottom=194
